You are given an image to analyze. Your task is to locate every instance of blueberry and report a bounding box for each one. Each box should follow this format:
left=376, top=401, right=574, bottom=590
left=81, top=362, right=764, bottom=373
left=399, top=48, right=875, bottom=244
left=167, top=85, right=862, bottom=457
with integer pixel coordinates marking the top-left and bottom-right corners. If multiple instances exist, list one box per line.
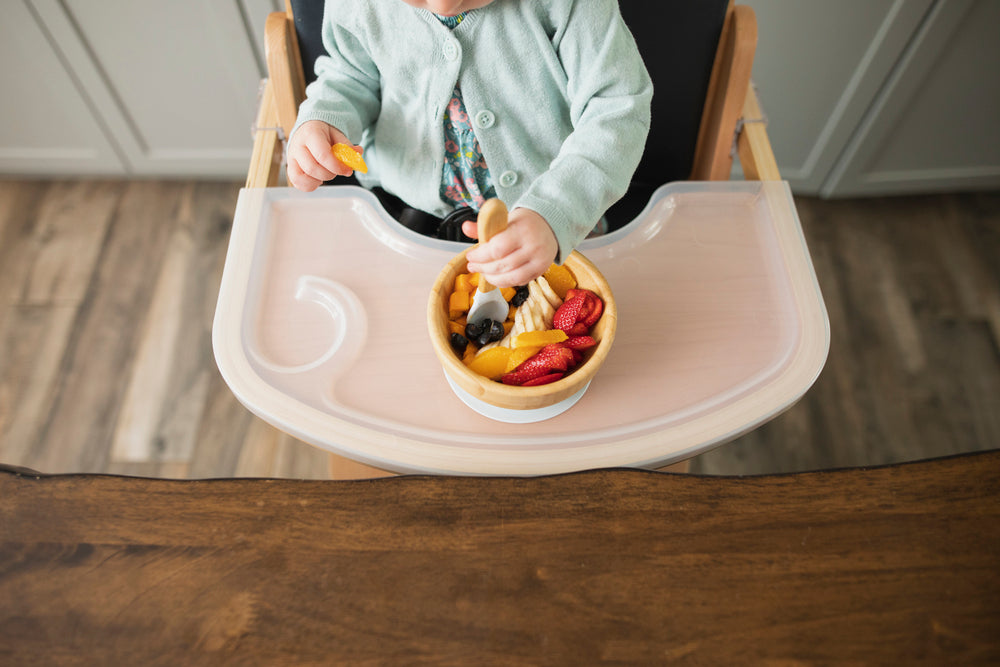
left=475, top=318, right=504, bottom=346
left=488, top=319, right=505, bottom=342
left=465, top=321, right=485, bottom=340
left=510, top=285, right=529, bottom=307
left=449, top=332, right=468, bottom=354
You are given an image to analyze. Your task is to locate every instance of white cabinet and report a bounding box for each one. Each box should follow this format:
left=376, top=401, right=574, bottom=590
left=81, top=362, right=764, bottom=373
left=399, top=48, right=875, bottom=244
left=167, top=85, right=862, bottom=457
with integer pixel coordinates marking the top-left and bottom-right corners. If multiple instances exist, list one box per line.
left=747, top=0, right=999, bottom=196
left=820, top=0, right=1000, bottom=196
left=0, top=0, right=124, bottom=175
left=32, top=0, right=276, bottom=177
left=3, top=0, right=280, bottom=178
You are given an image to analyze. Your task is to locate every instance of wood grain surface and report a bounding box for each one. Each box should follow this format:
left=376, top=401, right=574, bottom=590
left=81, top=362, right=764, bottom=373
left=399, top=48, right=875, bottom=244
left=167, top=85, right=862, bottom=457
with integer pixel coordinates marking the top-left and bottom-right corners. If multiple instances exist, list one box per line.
left=2, top=450, right=998, bottom=665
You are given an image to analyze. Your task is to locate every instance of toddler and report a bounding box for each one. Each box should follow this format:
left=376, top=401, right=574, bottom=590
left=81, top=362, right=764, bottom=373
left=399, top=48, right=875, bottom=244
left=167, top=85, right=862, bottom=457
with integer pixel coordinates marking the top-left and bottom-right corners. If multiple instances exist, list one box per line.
left=287, top=0, right=652, bottom=287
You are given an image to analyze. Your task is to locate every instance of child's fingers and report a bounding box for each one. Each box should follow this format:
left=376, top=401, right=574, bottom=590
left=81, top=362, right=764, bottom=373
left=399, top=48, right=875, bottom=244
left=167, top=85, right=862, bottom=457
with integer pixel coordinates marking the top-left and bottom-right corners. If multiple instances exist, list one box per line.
left=302, top=135, right=352, bottom=179
left=466, top=243, right=536, bottom=288
left=465, top=228, right=519, bottom=264
left=465, top=213, right=558, bottom=287
left=287, top=158, right=323, bottom=192
left=466, top=253, right=526, bottom=276
left=473, top=256, right=537, bottom=288
left=288, top=147, right=336, bottom=186
left=461, top=219, right=479, bottom=240
left=324, top=128, right=365, bottom=175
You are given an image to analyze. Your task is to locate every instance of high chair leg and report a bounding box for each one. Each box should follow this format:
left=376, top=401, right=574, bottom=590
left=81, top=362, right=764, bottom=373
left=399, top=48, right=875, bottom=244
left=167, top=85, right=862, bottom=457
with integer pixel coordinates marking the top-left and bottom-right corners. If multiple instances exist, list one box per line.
left=326, top=453, right=691, bottom=478
left=328, top=453, right=396, bottom=480
left=657, top=459, right=691, bottom=474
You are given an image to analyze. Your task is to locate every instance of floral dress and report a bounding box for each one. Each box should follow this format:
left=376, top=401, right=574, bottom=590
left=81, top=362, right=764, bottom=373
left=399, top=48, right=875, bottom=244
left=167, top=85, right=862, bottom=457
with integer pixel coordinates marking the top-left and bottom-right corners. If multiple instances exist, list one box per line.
left=436, top=13, right=496, bottom=211
left=434, top=12, right=606, bottom=235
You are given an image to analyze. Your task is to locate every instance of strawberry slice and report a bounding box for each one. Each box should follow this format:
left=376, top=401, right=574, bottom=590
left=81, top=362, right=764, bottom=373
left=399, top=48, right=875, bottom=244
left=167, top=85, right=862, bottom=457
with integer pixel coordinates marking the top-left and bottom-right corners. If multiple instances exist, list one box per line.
left=501, top=344, right=575, bottom=385
left=521, top=372, right=564, bottom=386
left=567, top=323, right=589, bottom=336
left=501, top=363, right=549, bottom=385
left=565, top=289, right=604, bottom=328
left=553, top=293, right=586, bottom=332
left=581, top=293, right=603, bottom=327
left=577, top=296, right=594, bottom=323
left=562, top=335, right=597, bottom=350
left=538, top=344, right=576, bottom=372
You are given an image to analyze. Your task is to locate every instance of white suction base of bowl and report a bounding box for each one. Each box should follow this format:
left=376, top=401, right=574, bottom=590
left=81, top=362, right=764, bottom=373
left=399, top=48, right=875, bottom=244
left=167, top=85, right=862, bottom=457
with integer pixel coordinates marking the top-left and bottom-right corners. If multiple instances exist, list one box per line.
left=444, top=373, right=590, bottom=424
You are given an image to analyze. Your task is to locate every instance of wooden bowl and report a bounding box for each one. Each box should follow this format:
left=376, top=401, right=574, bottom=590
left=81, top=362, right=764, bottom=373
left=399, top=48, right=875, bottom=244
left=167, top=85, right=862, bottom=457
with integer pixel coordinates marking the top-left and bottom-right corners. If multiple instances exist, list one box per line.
left=427, top=249, right=617, bottom=413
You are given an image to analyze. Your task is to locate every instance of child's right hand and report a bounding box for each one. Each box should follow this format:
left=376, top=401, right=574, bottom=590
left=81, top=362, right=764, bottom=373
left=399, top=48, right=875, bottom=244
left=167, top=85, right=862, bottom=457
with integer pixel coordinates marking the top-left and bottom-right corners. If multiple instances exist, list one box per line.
left=286, top=120, right=362, bottom=192
left=463, top=207, right=559, bottom=288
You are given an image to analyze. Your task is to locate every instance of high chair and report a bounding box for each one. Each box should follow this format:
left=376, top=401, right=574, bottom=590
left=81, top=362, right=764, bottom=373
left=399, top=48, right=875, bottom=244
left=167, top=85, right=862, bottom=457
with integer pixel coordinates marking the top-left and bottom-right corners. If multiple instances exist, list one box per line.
left=216, top=0, right=828, bottom=477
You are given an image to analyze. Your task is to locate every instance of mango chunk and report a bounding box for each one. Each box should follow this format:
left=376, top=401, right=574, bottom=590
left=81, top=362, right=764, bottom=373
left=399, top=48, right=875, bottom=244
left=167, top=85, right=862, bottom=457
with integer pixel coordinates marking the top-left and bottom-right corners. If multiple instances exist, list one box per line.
left=466, top=346, right=512, bottom=380
left=449, top=290, right=470, bottom=313
left=514, top=329, right=568, bottom=348
left=455, top=273, right=475, bottom=294
left=505, top=345, right=541, bottom=373
left=543, top=263, right=577, bottom=300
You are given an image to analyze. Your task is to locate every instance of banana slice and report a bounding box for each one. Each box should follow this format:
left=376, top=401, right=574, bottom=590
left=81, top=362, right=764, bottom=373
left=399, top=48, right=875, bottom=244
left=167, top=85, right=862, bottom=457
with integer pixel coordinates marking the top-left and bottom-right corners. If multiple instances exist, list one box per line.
left=536, top=276, right=563, bottom=310
left=528, top=281, right=556, bottom=326
left=473, top=276, right=564, bottom=356
left=531, top=298, right=547, bottom=331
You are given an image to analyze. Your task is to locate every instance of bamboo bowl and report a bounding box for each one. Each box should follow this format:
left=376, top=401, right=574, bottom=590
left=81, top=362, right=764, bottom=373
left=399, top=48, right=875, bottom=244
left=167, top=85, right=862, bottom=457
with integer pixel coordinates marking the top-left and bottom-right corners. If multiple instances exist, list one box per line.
left=427, top=249, right=617, bottom=418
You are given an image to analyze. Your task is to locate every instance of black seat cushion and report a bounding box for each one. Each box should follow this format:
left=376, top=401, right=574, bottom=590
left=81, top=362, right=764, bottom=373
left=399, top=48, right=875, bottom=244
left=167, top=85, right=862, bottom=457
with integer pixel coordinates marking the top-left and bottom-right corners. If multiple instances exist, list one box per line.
left=289, top=0, right=327, bottom=87
left=608, top=1, right=728, bottom=228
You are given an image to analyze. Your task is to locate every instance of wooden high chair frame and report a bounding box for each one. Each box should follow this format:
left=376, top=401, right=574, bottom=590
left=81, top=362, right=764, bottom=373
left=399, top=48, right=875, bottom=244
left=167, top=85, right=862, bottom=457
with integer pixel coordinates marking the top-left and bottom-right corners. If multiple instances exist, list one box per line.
left=244, top=0, right=781, bottom=478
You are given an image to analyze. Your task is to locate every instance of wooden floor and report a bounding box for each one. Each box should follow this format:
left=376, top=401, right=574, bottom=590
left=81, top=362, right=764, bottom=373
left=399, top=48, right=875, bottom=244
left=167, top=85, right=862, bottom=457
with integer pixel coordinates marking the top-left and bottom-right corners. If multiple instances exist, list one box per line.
left=0, top=179, right=997, bottom=479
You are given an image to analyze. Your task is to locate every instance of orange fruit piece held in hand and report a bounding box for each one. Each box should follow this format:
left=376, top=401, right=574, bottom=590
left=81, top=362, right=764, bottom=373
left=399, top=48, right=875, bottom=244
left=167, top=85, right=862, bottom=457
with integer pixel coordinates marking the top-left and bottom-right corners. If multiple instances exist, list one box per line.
left=331, top=143, right=367, bottom=173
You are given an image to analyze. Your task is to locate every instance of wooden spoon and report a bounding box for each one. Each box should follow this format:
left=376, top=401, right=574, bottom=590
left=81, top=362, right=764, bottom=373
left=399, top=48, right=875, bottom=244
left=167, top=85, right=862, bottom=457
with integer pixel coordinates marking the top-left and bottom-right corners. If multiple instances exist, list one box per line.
left=466, top=199, right=510, bottom=327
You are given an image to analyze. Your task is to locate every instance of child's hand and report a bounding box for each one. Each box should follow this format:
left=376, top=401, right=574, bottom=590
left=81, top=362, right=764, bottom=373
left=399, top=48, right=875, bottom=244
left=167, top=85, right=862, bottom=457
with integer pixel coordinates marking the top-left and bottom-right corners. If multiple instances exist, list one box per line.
left=286, top=120, right=361, bottom=192
left=463, top=208, right=558, bottom=288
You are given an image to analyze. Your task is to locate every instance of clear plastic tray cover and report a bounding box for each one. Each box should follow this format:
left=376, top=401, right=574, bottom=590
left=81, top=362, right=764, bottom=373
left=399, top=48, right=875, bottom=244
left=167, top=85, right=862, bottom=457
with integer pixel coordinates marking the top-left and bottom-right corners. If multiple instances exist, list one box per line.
left=213, top=182, right=828, bottom=474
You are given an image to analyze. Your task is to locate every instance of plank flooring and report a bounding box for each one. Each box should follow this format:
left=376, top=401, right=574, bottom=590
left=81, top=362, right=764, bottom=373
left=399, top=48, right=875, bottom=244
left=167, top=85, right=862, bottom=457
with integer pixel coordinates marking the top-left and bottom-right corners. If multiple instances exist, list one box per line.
left=0, top=179, right=997, bottom=478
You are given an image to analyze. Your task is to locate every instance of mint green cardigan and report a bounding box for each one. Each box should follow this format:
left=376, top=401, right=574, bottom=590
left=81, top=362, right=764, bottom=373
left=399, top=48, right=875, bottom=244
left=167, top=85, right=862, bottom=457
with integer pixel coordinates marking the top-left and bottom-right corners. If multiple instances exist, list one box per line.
left=293, top=0, right=652, bottom=261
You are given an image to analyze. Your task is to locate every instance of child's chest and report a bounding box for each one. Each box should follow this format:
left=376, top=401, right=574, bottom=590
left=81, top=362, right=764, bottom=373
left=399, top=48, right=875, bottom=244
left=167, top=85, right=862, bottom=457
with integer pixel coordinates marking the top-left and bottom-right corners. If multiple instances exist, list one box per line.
left=354, top=9, right=563, bottom=89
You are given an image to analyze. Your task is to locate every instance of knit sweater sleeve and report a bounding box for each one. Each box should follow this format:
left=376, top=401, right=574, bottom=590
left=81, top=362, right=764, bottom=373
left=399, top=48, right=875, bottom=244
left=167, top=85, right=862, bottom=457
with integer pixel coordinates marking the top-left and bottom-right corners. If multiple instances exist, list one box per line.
left=514, top=0, right=652, bottom=263
left=290, top=4, right=382, bottom=146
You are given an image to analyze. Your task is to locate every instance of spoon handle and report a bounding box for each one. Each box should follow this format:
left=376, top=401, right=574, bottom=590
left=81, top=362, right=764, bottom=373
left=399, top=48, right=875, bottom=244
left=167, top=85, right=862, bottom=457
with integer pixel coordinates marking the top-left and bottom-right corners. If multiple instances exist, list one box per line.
left=476, top=199, right=508, bottom=293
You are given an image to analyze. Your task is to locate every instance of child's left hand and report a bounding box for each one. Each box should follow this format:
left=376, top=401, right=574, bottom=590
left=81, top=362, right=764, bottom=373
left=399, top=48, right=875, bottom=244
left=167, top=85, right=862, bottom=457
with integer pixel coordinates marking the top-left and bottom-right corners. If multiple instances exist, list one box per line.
left=463, top=207, right=558, bottom=288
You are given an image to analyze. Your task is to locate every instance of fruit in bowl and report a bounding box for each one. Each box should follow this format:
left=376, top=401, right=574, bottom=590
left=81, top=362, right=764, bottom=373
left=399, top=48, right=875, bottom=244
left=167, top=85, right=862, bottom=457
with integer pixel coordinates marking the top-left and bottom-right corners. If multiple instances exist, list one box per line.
left=428, top=250, right=616, bottom=413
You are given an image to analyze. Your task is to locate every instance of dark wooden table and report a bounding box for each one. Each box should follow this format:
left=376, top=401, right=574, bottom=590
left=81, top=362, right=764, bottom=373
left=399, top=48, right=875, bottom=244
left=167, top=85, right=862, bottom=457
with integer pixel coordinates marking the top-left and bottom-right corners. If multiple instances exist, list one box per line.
left=2, top=451, right=998, bottom=665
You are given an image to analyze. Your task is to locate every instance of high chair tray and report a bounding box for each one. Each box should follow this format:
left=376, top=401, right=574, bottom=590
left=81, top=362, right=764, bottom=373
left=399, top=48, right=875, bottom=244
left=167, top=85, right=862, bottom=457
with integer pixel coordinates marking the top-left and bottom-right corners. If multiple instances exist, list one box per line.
left=213, top=182, right=828, bottom=475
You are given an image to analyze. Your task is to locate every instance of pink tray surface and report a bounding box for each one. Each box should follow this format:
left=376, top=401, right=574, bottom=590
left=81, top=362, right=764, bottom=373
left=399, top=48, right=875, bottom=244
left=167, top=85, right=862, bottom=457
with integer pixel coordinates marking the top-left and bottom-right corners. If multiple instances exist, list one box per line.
left=213, top=182, right=828, bottom=474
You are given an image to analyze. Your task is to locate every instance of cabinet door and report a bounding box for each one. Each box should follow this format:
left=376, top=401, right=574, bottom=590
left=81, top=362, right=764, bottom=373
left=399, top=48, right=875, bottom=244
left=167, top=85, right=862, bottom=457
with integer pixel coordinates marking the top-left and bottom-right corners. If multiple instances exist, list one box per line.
left=31, top=0, right=266, bottom=178
left=240, top=0, right=285, bottom=74
left=0, top=0, right=125, bottom=175
left=744, top=0, right=934, bottom=194
left=821, top=0, right=1000, bottom=196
